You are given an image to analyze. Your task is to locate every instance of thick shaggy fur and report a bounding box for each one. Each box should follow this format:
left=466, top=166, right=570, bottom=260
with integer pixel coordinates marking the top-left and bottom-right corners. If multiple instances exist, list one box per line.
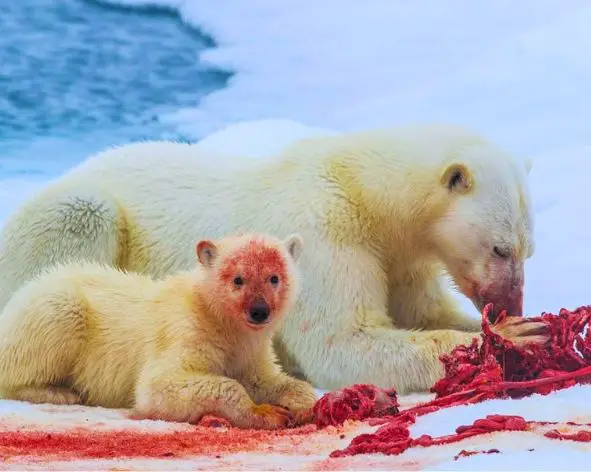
left=0, top=233, right=316, bottom=429
left=0, top=123, right=543, bottom=393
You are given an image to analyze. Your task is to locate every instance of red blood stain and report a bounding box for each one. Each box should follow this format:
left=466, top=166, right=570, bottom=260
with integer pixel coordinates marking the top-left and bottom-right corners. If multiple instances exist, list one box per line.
left=0, top=424, right=317, bottom=461
left=454, top=448, right=500, bottom=460
left=216, top=239, right=289, bottom=319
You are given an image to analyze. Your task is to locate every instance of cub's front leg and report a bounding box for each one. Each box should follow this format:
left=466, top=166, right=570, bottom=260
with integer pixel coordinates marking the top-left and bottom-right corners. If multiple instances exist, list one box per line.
left=134, top=359, right=291, bottom=429
left=242, top=346, right=318, bottom=425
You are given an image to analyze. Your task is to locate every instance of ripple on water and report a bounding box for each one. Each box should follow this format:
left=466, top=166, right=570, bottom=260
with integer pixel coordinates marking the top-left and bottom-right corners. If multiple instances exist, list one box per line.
left=0, top=0, right=231, bottom=177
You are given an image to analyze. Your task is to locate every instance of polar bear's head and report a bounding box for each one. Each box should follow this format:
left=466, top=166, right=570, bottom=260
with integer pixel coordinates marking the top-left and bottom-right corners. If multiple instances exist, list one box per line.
left=432, top=144, right=534, bottom=319
left=196, top=232, right=303, bottom=332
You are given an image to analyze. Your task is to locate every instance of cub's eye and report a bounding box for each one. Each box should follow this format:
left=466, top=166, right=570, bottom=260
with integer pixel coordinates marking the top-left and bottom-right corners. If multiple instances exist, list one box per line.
left=233, top=276, right=244, bottom=287
left=269, top=275, right=279, bottom=286
left=493, top=246, right=511, bottom=259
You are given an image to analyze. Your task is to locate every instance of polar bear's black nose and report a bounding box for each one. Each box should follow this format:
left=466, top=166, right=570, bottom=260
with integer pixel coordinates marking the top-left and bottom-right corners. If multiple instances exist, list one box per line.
left=248, top=300, right=270, bottom=324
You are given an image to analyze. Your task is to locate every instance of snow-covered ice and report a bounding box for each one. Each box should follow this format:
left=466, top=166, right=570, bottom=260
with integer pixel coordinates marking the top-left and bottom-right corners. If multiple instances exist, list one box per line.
left=0, top=387, right=590, bottom=470
left=97, top=0, right=591, bottom=156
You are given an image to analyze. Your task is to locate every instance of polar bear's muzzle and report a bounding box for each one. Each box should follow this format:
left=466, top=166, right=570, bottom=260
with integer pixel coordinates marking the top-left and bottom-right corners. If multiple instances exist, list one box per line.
left=246, top=298, right=271, bottom=327
left=477, top=262, right=524, bottom=320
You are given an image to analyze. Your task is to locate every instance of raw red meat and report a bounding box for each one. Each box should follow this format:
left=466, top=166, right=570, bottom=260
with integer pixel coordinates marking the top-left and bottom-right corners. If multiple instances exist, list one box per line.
left=432, top=303, right=591, bottom=400
left=544, top=429, right=591, bottom=442
left=454, top=448, right=500, bottom=460
left=197, top=415, right=233, bottom=428
left=330, top=414, right=527, bottom=458
left=329, top=303, right=591, bottom=457
left=313, top=384, right=399, bottom=428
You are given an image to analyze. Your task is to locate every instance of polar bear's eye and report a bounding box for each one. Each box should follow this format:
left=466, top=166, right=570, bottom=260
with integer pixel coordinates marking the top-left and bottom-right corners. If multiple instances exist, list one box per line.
left=233, top=276, right=244, bottom=287
left=269, top=275, right=279, bottom=285
left=493, top=246, right=511, bottom=259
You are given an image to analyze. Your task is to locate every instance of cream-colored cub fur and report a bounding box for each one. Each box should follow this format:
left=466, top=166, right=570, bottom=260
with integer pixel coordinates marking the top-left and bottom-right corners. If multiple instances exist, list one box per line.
left=0, top=233, right=316, bottom=429
left=0, top=123, right=546, bottom=393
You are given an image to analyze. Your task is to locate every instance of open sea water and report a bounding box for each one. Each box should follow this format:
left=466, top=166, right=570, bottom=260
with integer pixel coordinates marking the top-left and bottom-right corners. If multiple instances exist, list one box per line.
left=0, top=0, right=230, bottom=188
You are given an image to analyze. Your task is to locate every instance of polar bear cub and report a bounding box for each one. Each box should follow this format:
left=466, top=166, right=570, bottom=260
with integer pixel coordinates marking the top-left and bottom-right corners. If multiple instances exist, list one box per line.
left=0, top=232, right=317, bottom=429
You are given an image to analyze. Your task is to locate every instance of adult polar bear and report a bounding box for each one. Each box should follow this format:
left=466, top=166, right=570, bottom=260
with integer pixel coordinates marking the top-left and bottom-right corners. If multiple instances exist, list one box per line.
left=0, top=122, right=543, bottom=393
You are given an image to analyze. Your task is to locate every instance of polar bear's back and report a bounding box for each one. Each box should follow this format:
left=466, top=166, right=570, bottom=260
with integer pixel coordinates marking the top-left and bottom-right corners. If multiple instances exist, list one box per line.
left=2, top=261, right=156, bottom=323
left=59, top=141, right=210, bottom=190
left=19, top=142, right=248, bottom=274
left=51, top=140, right=272, bottom=240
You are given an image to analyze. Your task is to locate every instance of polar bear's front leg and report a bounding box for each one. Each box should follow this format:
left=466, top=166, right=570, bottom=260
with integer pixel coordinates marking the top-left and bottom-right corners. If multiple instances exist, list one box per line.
left=387, top=264, right=482, bottom=332
left=134, top=363, right=292, bottom=429
left=285, top=250, right=480, bottom=394
left=302, top=308, right=547, bottom=394
left=341, top=323, right=478, bottom=393
left=240, top=345, right=317, bottom=426
left=302, top=314, right=478, bottom=394
left=281, top=244, right=478, bottom=394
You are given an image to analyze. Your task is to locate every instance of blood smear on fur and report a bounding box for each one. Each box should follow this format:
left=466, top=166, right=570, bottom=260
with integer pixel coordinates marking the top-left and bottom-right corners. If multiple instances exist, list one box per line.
left=0, top=425, right=317, bottom=461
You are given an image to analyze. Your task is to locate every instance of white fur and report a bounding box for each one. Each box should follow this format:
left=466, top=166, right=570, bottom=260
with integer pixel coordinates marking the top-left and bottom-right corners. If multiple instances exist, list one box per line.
left=0, top=123, right=534, bottom=393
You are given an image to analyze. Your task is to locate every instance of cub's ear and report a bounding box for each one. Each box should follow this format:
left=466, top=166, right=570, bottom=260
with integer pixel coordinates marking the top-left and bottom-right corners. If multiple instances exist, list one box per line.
left=441, top=163, right=472, bottom=194
left=196, top=240, right=218, bottom=267
left=283, top=233, right=303, bottom=263
left=523, top=157, right=533, bottom=175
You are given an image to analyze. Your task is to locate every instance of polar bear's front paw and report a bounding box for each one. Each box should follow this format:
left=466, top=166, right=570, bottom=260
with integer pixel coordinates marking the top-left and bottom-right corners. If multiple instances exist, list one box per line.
left=275, top=381, right=317, bottom=425
left=490, top=316, right=550, bottom=348
left=250, top=403, right=293, bottom=429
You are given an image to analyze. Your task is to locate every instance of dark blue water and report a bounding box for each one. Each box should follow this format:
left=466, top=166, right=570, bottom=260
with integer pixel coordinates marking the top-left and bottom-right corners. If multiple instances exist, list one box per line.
left=0, top=0, right=230, bottom=177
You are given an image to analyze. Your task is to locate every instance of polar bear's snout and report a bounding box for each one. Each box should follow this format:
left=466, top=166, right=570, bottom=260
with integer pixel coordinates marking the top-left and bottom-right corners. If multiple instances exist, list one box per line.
left=247, top=298, right=271, bottom=325
left=477, top=257, right=525, bottom=319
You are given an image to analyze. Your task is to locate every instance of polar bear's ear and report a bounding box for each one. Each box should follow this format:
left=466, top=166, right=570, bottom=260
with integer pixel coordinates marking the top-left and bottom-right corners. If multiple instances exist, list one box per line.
left=523, top=157, right=533, bottom=175
left=283, top=234, right=303, bottom=263
left=441, top=163, right=472, bottom=194
left=196, top=240, right=218, bottom=267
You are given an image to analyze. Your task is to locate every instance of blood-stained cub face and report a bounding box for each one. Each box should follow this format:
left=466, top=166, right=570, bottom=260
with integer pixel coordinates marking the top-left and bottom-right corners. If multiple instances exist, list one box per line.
left=196, top=233, right=302, bottom=330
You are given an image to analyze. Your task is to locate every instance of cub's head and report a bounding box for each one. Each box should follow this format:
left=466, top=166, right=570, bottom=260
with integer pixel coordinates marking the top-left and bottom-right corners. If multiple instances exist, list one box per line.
left=196, top=233, right=303, bottom=331
left=431, top=144, right=534, bottom=318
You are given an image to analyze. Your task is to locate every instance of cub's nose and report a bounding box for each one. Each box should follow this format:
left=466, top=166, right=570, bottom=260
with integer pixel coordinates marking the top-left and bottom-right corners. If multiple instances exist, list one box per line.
left=248, top=299, right=270, bottom=324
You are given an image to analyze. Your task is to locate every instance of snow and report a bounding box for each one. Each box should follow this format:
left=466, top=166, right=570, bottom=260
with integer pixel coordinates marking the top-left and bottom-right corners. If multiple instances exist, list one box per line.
left=97, top=1, right=590, bottom=156
left=196, top=119, right=338, bottom=159
left=1, top=387, right=591, bottom=470
left=2, top=0, right=591, bottom=468
left=417, top=386, right=591, bottom=470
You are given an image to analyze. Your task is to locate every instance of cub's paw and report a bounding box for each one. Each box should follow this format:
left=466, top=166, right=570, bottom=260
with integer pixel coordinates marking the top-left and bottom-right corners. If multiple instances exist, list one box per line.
left=490, top=316, right=550, bottom=347
left=277, top=387, right=317, bottom=426
left=250, top=403, right=293, bottom=430
left=287, top=407, right=314, bottom=426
